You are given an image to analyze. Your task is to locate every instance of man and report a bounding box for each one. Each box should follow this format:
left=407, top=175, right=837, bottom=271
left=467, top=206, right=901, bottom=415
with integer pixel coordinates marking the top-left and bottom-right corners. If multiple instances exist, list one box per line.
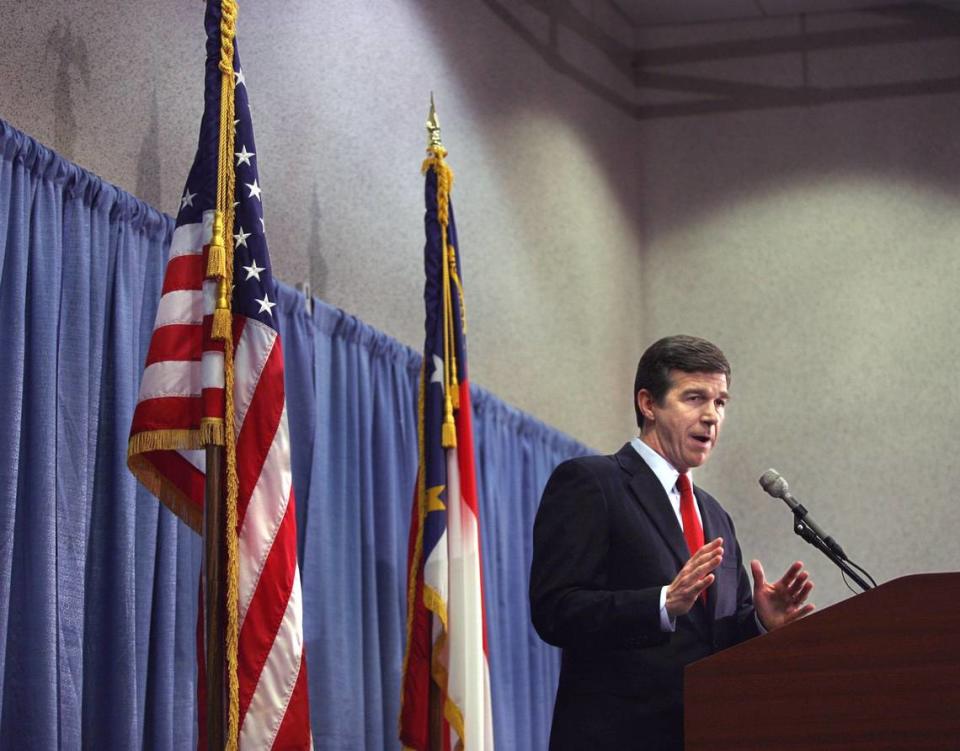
left=529, top=335, right=814, bottom=750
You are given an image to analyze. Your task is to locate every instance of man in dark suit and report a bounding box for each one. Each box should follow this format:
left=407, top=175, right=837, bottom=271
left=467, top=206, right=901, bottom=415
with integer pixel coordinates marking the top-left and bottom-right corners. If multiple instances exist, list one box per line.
left=530, top=335, right=814, bottom=750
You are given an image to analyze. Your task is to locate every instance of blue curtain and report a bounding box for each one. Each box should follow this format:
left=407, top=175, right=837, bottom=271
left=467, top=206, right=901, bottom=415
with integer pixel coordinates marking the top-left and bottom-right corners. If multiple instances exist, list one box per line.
left=0, top=119, right=593, bottom=749
left=0, top=119, right=201, bottom=750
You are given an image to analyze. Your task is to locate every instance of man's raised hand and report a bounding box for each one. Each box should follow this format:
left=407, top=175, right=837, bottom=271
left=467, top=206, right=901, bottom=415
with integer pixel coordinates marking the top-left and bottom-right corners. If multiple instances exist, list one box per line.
left=752, top=559, right=815, bottom=631
left=665, top=538, right=723, bottom=618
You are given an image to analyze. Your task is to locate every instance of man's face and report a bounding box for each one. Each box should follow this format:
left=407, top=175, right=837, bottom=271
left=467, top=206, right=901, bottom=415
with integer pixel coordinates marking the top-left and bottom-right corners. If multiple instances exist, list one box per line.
left=638, top=370, right=729, bottom=472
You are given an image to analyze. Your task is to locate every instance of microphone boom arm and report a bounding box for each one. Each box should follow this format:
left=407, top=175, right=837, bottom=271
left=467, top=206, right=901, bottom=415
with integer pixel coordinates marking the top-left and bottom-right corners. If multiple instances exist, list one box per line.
left=791, top=501, right=873, bottom=591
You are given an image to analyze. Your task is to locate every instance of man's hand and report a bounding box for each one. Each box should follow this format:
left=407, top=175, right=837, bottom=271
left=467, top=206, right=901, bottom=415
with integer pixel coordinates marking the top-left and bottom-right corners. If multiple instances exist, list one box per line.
left=752, top=560, right=815, bottom=631
left=666, top=538, right=724, bottom=618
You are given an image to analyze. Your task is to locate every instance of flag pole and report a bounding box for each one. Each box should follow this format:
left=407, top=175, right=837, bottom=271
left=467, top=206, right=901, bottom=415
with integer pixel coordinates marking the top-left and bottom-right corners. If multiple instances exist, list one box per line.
left=204, top=1, right=241, bottom=748
left=204, top=445, right=226, bottom=751
left=425, top=95, right=447, bottom=751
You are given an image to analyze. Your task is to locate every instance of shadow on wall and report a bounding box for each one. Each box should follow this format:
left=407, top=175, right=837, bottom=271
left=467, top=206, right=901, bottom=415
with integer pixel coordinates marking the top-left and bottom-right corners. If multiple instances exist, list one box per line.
left=409, top=1, right=960, bottom=246
left=309, top=184, right=329, bottom=299
left=474, top=1, right=960, bottom=120
left=405, top=0, right=644, bottom=235
left=45, top=21, right=89, bottom=160
left=627, top=5, right=960, bottom=242
left=136, top=88, right=163, bottom=209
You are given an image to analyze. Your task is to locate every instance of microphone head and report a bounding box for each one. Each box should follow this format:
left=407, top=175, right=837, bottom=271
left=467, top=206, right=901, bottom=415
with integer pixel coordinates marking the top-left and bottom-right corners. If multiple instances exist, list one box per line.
left=758, top=469, right=789, bottom=499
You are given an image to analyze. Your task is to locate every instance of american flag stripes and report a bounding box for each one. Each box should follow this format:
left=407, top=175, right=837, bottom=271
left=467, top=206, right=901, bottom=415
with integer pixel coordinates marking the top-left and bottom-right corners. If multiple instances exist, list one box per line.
left=127, top=2, right=311, bottom=748
left=400, top=116, right=495, bottom=751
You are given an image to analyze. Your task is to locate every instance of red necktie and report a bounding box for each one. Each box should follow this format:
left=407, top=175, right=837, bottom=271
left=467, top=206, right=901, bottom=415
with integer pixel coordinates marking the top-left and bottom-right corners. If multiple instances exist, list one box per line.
left=677, top=472, right=707, bottom=603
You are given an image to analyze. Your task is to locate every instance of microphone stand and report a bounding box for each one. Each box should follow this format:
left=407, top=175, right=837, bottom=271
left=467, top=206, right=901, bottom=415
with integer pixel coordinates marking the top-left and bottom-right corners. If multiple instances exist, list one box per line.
left=791, top=503, right=873, bottom=592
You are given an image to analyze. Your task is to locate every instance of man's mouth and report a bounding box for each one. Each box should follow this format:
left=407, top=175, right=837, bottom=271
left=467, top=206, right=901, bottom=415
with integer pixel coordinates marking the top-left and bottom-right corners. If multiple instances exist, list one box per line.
left=691, top=435, right=711, bottom=445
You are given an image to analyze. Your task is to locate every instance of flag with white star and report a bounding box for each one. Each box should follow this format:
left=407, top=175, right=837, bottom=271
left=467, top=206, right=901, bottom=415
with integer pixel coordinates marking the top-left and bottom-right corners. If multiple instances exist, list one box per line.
left=127, top=2, right=312, bottom=748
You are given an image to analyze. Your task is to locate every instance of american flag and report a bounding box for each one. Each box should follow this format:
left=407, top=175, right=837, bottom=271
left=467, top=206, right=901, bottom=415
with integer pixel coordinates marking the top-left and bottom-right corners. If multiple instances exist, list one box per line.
left=400, top=128, right=494, bottom=751
left=127, top=2, right=311, bottom=748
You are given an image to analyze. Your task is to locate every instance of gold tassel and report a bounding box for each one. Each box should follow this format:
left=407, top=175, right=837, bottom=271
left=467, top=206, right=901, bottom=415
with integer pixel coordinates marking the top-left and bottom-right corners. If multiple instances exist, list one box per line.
left=207, top=243, right=226, bottom=279
left=449, top=366, right=460, bottom=410
left=212, top=276, right=232, bottom=342
left=207, top=211, right=227, bottom=278
left=212, top=308, right=232, bottom=341
left=441, top=395, right=457, bottom=448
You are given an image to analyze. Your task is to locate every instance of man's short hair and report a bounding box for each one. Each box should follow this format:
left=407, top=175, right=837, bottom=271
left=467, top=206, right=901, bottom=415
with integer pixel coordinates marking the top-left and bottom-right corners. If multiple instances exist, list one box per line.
left=634, top=335, right=731, bottom=428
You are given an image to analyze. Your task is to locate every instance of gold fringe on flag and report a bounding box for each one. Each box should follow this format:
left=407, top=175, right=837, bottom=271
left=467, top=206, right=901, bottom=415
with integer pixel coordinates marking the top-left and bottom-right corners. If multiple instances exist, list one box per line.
left=199, top=418, right=225, bottom=446
left=128, top=428, right=203, bottom=456
left=399, top=361, right=429, bottom=748
left=128, top=428, right=206, bottom=532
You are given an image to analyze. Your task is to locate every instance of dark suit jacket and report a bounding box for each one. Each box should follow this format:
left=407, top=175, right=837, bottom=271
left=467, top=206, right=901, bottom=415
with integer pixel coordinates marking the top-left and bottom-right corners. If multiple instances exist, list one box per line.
left=529, top=443, right=760, bottom=751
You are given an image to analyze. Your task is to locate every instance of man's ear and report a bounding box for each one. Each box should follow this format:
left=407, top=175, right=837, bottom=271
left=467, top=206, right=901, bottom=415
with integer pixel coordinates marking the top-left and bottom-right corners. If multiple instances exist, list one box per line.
left=637, top=389, right=656, bottom=424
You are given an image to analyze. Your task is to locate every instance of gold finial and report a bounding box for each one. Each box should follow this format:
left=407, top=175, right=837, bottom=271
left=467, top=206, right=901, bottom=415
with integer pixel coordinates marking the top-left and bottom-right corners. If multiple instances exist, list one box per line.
left=426, top=92, right=445, bottom=154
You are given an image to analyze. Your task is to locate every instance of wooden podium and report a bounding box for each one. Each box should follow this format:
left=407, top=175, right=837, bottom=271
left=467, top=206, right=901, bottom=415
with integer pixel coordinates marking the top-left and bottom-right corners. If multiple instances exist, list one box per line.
left=684, top=573, right=960, bottom=750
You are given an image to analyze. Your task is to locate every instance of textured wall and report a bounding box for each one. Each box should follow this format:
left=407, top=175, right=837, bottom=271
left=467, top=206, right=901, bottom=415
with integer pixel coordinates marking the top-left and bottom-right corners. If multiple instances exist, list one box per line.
left=637, top=13, right=960, bottom=607
left=0, top=0, right=645, bottom=451
left=4, top=1, right=959, bottom=610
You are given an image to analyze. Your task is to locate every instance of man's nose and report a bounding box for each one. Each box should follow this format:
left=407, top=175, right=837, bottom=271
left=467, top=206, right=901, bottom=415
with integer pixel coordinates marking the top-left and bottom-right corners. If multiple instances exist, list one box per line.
left=701, top=404, right=719, bottom=423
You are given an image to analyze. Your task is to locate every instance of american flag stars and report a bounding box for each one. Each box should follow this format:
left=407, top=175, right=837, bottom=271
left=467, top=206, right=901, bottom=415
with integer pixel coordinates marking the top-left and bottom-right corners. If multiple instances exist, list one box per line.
left=254, top=293, right=276, bottom=317
left=234, top=226, right=251, bottom=248
left=180, top=188, right=196, bottom=210
left=230, top=64, right=276, bottom=330
left=235, top=145, right=254, bottom=167
left=242, top=260, right=264, bottom=282
left=245, top=179, right=262, bottom=201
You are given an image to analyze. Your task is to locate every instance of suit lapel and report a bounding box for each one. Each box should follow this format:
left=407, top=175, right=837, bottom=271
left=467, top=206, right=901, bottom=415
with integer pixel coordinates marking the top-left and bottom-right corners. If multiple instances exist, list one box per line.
left=615, top=444, right=690, bottom=568
left=696, top=487, right=722, bottom=624
left=616, top=444, right=715, bottom=639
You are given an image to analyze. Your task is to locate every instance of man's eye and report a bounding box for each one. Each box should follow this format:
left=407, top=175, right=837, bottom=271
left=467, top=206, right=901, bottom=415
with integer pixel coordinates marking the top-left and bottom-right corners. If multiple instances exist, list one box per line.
left=716, top=400, right=727, bottom=409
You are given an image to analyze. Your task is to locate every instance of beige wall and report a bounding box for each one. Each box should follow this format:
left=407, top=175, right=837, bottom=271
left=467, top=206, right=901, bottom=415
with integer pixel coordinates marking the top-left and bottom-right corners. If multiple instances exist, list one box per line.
left=637, top=14, right=960, bottom=606
left=0, top=0, right=645, bottom=451
left=3, top=2, right=959, bottom=607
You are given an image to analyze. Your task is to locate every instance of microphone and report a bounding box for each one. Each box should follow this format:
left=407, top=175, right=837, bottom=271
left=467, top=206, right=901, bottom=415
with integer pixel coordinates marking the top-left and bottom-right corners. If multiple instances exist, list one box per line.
left=758, top=469, right=847, bottom=560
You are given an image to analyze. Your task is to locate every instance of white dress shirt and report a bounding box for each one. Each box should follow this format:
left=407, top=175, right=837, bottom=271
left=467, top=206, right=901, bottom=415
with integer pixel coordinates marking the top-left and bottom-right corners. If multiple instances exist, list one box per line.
left=629, top=437, right=702, bottom=632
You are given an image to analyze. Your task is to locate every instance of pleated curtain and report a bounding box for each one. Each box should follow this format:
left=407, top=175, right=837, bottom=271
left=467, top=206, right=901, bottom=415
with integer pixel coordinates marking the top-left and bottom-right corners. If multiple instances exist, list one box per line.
left=0, top=119, right=592, bottom=749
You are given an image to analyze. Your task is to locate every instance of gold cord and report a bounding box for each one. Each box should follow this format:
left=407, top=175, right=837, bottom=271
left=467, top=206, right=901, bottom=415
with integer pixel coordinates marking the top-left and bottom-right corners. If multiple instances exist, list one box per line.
left=424, top=149, right=459, bottom=446
left=212, top=1, right=240, bottom=747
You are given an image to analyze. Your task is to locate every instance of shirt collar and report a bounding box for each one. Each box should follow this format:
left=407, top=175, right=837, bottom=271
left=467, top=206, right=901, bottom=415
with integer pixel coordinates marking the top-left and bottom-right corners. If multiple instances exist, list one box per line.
left=630, top=436, right=686, bottom=497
